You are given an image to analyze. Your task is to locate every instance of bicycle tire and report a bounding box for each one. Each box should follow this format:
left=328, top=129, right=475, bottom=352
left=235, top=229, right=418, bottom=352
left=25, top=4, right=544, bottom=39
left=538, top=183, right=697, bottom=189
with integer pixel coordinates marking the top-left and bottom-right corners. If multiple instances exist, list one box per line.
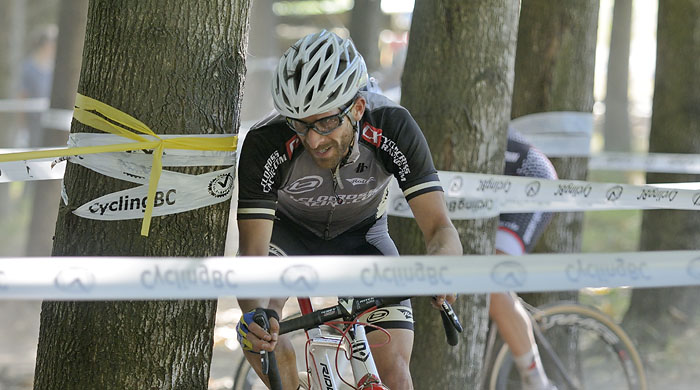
left=488, top=302, right=647, bottom=390
left=232, top=356, right=266, bottom=390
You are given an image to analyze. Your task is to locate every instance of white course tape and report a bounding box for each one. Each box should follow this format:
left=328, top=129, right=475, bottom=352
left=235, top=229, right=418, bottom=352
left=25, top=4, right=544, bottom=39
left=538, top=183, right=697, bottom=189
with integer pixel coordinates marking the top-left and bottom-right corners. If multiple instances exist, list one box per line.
left=0, top=148, right=66, bottom=183
left=387, top=171, right=700, bottom=219
left=0, top=98, right=49, bottom=113
left=68, top=133, right=236, bottom=167
left=40, top=108, right=73, bottom=131
left=0, top=251, right=699, bottom=300
left=73, top=166, right=234, bottom=220
left=510, top=111, right=593, bottom=157
left=589, top=152, right=700, bottom=174
left=66, top=134, right=237, bottom=221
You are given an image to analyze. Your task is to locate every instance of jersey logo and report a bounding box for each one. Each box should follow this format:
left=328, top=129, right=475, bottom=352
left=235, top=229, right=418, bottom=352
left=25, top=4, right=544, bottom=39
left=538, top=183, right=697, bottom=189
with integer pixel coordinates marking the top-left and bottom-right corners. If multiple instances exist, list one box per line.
left=361, top=122, right=382, bottom=147
left=345, top=177, right=376, bottom=186
left=356, top=162, right=368, bottom=173
left=285, top=135, right=301, bottom=159
left=284, top=175, right=323, bottom=194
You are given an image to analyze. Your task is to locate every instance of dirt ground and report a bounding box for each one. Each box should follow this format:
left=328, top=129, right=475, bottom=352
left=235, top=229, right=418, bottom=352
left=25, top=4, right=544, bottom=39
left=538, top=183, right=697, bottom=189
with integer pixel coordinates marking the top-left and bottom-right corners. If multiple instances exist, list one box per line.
left=2, top=299, right=700, bottom=390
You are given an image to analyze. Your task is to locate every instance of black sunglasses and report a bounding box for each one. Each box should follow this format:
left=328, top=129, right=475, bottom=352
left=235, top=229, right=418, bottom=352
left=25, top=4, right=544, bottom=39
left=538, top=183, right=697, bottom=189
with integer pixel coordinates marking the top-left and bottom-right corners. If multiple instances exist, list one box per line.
left=285, top=101, right=355, bottom=136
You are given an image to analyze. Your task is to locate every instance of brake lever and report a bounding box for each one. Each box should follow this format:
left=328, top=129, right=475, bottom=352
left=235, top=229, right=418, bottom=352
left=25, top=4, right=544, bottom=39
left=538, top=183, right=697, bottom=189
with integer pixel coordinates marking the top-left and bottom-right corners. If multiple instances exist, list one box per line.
left=253, top=308, right=271, bottom=375
left=440, top=300, right=463, bottom=333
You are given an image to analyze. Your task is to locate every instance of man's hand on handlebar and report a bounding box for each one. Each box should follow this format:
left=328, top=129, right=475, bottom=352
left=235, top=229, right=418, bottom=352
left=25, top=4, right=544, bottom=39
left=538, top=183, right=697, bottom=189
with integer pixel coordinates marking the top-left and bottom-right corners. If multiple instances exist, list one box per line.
left=431, top=293, right=457, bottom=309
left=236, top=309, right=280, bottom=352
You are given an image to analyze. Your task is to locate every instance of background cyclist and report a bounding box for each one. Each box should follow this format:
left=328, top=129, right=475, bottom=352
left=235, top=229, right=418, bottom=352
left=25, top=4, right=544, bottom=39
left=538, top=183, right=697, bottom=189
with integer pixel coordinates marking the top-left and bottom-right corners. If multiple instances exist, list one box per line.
left=234, top=30, right=462, bottom=390
left=490, top=128, right=559, bottom=390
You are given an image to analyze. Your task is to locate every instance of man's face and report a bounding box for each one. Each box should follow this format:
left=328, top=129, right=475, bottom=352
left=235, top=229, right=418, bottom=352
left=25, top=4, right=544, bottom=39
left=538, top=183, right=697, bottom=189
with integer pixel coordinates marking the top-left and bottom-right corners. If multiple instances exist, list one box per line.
left=296, top=100, right=363, bottom=169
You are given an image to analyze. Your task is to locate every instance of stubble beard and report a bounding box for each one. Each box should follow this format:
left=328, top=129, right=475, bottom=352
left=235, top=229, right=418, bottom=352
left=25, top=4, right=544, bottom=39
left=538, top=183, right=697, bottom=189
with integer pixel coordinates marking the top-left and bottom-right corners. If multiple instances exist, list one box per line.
left=305, top=126, right=354, bottom=170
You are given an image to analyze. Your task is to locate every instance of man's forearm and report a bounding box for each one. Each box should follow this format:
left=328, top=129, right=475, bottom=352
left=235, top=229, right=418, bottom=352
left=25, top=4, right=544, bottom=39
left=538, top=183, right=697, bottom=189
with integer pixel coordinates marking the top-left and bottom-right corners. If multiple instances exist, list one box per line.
left=426, top=225, right=463, bottom=256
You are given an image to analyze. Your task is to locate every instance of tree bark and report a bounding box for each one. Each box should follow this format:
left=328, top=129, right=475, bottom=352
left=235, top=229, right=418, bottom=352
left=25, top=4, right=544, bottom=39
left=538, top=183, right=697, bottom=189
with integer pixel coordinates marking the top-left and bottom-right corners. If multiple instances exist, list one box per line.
left=0, top=0, right=25, bottom=216
left=604, top=0, right=633, bottom=152
left=622, top=0, right=700, bottom=351
left=26, top=0, right=89, bottom=257
left=394, top=1, right=519, bottom=387
left=33, top=1, right=250, bottom=389
left=240, top=0, right=277, bottom=121
left=512, top=0, right=600, bottom=307
left=349, top=0, right=383, bottom=73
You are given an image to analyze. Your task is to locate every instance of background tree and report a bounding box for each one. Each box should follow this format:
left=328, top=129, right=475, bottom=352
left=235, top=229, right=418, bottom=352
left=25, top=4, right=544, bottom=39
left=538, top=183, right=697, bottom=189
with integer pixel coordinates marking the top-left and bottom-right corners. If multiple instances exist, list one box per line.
left=349, top=0, right=383, bottom=73
left=25, top=0, right=89, bottom=256
left=392, top=1, right=520, bottom=387
left=604, top=0, right=633, bottom=152
left=622, top=0, right=700, bottom=352
left=240, top=0, right=277, bottom=121
left=0, top=0, right=25, bottom=216
left=33, top=1, right=250, bottom=389
left=511, top=0, right=600, bottom=306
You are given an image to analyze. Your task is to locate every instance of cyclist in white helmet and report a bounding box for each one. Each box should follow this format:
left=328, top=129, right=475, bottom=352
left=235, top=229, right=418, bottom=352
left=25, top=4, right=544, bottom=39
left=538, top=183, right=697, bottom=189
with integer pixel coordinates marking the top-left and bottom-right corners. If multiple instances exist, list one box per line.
left=235, top=30, right=462, bottom=389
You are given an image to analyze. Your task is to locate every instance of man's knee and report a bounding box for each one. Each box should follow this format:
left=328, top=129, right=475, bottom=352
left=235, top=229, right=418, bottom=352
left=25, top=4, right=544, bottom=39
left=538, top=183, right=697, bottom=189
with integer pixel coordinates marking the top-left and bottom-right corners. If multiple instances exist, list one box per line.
left=379, top=358, right=412, bottom=388
left=490, top=292, right=517, bottom=320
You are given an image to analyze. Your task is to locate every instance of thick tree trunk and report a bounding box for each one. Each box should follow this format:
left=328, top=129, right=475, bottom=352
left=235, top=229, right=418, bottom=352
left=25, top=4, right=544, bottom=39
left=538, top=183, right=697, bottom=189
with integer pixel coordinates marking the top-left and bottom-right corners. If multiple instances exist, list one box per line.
left=0, top=0, right=25, bottom=216
left=511, top=0, right=599, bottom=307
left=622, top=0, right=700, bottom=351
left=33, top=1, right=250, bottom=389
left=26, top=0, right=89, bottom=257
left=394, top=1, right=519, bottom=387
left=240, top=0, right=276, bottom=121
left=349, top=0, right=383, bottom=73
left=604, top=0, right=633, bottom=152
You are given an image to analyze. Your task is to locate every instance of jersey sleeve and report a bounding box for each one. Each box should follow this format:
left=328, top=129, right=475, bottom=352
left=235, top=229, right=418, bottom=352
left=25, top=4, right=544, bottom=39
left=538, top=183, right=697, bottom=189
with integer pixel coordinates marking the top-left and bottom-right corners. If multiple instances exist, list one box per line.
left=364, top=106, right=443, bottom=202
left=497, top=130, right=558, bottom=254
left=236, top=128, right=285, bottom=221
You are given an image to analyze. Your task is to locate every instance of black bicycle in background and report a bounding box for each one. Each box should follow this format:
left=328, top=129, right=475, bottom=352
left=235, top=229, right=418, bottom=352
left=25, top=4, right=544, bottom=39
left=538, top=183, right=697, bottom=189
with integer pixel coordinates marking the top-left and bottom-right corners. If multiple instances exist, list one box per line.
left=482, top=294, right=647, bottom=390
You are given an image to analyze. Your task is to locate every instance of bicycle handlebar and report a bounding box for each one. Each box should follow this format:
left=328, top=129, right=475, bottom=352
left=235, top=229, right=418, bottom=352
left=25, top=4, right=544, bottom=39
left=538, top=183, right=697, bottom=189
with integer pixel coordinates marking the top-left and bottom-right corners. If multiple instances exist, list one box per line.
left=278, top=296, right=462, bottom=344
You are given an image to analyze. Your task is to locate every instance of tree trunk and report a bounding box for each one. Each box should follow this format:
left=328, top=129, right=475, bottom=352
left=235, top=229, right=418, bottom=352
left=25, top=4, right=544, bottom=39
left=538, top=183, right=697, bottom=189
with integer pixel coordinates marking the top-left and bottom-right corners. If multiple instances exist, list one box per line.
left=604, top=0, right=633, bottom=152
left=33, top=1, right=250, bottom=389
left=240, top=0, right=276, bottom=121
left=26, top=0, right=89, bottom=257
left=512, top=0, right=599, bottom=307
left=394, top=1, right=519, bottom=387
left=0, top=0, right=25, bottom=216
left=349, top=0, right=383, bottom=73
left=622, top=0, right=700, bottom=351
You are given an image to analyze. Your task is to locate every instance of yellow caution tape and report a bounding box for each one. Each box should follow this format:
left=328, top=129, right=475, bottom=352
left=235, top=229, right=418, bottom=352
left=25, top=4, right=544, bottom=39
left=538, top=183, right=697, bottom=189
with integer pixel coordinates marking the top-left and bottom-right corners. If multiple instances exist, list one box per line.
left=0, top=94, right=237, bottom=236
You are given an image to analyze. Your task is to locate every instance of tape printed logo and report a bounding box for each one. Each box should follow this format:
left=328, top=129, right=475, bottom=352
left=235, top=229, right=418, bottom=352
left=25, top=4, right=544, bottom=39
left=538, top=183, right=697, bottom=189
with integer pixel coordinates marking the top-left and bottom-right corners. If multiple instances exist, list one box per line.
left=393, top=198, right=409, bottom=212
left=54, top=268, right=96, bottom=293
left=606, top=185, right=624, bottom=201
left=525, top=181, right=541, bottom=197
left=281, top=265, right=319, bottom=291
left=448, top=176, right=463, bottom=195
left=688, top=258, right=700, bottom=280
left=693, top=192, right=700, bottom=207
left=491, top=261, right=527, bottom=288
left=208, top=172, right=234, bottom=198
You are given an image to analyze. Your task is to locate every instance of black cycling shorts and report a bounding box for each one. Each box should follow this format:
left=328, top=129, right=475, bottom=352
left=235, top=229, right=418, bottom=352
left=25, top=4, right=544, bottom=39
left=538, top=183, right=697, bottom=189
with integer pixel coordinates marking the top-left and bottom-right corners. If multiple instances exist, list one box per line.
left=268, top=212, right=413, bottom=333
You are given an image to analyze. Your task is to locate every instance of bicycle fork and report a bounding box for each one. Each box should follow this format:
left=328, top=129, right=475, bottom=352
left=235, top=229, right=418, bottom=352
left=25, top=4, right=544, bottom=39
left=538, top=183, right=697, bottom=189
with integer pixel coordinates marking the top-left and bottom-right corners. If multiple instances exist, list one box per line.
left=305, top=324, right=387, bottom=390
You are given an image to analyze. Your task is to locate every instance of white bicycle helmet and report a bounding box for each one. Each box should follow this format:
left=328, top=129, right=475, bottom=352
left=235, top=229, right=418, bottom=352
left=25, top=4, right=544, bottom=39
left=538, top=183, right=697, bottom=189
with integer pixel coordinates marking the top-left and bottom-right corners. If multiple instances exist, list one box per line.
left=271, top=30, right=368, bottom=119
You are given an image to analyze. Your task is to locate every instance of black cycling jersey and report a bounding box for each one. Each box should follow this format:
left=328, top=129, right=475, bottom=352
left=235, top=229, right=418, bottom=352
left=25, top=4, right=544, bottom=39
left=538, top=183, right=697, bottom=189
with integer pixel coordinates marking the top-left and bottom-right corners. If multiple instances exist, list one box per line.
left=497, top=129, right=558, bottom=254
left=237, top=91, right=443, bottom=241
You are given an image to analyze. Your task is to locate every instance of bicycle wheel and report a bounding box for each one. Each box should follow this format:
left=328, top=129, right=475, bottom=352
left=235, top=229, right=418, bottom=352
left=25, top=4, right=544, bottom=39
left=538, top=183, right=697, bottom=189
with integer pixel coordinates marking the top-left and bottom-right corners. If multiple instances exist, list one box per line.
left=232, top=357, right=267, bottom=390
left=488, top=302, right=647, bottom=390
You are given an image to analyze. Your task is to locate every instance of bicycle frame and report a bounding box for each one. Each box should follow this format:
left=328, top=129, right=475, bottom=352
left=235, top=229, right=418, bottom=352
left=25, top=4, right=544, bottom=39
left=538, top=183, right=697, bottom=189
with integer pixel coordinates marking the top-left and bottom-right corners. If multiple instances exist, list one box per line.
left=298, top=297, right=386, bottom=390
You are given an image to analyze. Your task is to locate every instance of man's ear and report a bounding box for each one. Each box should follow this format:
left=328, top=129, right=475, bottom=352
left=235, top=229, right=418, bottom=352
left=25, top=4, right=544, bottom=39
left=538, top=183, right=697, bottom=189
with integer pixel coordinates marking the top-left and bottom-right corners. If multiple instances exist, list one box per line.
left=353, top=96, right=366, bottom=121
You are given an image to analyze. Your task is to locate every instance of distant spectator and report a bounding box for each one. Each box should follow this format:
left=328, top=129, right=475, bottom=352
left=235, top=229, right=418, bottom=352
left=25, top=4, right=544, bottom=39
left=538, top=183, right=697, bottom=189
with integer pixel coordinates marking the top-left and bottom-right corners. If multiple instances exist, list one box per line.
left=20, top=25, right=57, bottom=147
